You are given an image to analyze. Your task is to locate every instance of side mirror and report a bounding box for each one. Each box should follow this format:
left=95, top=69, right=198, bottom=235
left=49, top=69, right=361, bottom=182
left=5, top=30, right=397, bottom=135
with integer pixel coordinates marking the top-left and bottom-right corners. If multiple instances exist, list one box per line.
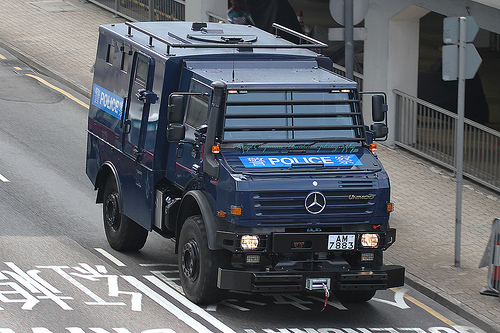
left=371, top=123, right=388, bottom=139
left=168, top=94, right=186, bottom=124
left=167, top=123, right=185, bottom=141
left=372, top=95, right=388, bottom=122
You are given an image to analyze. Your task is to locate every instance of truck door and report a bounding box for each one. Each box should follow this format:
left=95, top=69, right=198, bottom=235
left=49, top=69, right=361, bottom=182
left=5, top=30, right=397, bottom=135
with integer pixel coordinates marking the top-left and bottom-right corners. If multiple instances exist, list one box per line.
left=121, top=52, right=158, bottom=229
left=174, top=80, right=211, bottom=189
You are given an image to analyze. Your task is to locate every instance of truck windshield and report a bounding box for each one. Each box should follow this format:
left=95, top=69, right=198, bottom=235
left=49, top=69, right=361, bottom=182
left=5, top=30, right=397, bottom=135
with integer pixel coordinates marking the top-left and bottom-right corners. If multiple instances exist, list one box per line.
left=222, top=90, right=365, bottom=144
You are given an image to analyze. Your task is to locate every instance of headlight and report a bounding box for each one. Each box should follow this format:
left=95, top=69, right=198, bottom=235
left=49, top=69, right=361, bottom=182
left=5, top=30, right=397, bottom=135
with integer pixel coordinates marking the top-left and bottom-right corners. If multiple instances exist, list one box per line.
left=360, top=233, right=380, bottom=248
left=240, top=235, right=259, bottom=250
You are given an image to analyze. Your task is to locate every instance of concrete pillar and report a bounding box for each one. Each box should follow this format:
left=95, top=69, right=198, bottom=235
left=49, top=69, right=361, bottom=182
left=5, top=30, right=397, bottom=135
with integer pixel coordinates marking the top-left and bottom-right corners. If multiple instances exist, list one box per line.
left=185, top=0, right=226, bottom=22
left=386, top=5, right=429, bottom=145
left=363, top=2, right=427, bottom=146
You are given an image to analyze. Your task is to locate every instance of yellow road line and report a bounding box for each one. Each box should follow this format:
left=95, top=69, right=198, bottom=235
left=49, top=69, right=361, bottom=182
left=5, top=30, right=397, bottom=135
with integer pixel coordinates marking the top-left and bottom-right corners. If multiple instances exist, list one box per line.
left=391, top=288, right=457, bottom=327
left=0, top=53, right=6, bottom=60
left=25, top=74, right=89, bottom=109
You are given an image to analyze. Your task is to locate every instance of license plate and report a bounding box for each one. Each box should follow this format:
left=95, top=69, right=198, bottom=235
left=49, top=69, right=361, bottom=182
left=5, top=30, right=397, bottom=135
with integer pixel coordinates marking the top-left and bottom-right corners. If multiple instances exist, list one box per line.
left=328, top=234, right=355, bottom=250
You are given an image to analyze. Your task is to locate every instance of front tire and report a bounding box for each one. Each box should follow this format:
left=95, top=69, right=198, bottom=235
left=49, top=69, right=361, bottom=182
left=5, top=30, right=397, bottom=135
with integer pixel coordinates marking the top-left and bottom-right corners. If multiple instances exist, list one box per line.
left=103, top=175, right=148, bottom=251
left=178, top=215, right=230, bottom=304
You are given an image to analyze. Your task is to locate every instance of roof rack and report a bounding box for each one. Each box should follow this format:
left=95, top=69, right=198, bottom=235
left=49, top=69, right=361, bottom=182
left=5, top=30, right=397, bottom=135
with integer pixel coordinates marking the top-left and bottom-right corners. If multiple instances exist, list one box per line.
left=124, top=22, right=328, bottom=55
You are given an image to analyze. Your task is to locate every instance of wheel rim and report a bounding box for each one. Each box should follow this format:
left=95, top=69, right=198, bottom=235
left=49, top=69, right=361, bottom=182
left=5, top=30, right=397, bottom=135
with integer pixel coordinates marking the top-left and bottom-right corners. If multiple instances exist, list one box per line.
left=105, top=192, right=120, bottom=230
left=182, top=239, right=200, bottom=282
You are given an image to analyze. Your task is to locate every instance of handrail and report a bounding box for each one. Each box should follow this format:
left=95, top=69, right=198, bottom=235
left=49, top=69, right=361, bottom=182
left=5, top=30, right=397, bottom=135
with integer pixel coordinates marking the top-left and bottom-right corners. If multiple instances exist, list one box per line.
left=271, top=23, right=328, bottom=48
left=124, top=21, right=329, bottom=53
left=393, top=89, right=500, bottom=193
left=395, top=89, right=500, bottom=137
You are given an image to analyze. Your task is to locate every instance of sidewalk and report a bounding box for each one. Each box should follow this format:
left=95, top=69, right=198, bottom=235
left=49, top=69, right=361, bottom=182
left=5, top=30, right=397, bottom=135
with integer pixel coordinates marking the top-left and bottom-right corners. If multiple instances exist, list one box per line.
left=0, top=1, right=499, bottom=331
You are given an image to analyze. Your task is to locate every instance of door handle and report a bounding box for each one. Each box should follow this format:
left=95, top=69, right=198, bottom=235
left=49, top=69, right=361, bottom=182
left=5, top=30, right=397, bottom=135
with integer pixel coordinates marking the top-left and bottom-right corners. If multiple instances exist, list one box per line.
left=123, top=119, right=131, bottom=134
left=135, top=88, right=158, bottom=104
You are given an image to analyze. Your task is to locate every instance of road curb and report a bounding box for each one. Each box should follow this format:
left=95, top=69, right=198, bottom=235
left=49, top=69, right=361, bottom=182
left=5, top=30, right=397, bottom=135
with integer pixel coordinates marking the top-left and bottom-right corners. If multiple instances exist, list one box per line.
left=0, top=39, right=91, bottom=99
left=404, top=272, right=500, bottom=333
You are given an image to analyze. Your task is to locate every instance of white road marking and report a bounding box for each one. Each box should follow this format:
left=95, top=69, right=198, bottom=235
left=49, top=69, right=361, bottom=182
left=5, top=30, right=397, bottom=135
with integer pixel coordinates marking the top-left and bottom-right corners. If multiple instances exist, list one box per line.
left=372, top=288, right=410, bottom=309
left=94, top=248, right=126, bottom=267
left=122, top=276, right=214, bottom=333
left=37, top=265, right=125, bottom=307
left=139, top=263, right=178, bottom=267
left=0, top=173, right=10, bottom=183
left=245, top=300, right=266, bottom=306
left=144, top=275, right=238, bottom=333
left=150, top=270, right=183, bottom=294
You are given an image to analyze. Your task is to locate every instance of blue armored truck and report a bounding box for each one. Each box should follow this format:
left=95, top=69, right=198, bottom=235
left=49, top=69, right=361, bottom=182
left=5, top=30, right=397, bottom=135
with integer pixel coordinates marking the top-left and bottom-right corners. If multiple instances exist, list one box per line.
left=86, top=21, right=404, bottom=304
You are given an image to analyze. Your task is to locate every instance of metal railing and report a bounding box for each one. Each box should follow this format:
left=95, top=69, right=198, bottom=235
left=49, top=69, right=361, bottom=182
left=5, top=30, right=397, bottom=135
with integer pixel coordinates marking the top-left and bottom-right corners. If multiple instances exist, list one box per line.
left=394, top=89, right=500, bottom=193
left=331, top=63, right=364, bottom=91
left=87, top=0, right=185, bottom=22
left=206, top=11, right=226, bottom=23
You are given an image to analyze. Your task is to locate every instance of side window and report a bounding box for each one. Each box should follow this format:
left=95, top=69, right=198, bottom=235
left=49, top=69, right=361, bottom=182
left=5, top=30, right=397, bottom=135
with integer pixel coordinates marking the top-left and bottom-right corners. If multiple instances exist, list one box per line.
left=121, top=49, right=131, bottom=72
left=183, top=79, right=211, bottom=129
left=135, top=57, right=148, bottom=85
left=106, top=44, right=115, bottom=64
left=125, top=55, right=150, bottom=148
left=185, top=94, right=209, bottom=128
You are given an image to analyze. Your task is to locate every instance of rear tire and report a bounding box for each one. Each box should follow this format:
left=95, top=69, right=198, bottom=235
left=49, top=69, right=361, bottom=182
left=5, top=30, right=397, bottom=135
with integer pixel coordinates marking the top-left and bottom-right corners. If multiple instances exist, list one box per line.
left=333, top=290, right=376, bottom=303
left=178, top=215, right=230, bottom=304
left=103, top=175, right=148, bottom=251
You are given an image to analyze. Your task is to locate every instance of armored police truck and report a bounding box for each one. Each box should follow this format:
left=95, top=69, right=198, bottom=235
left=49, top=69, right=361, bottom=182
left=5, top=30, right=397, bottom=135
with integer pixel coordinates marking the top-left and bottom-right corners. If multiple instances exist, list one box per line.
left=86, top=21, right=404, bottom=304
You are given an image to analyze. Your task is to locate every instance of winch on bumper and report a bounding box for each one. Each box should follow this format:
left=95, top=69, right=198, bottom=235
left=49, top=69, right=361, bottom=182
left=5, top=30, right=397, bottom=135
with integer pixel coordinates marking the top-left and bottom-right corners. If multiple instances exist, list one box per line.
left=216, top=229, right=405, bottom=293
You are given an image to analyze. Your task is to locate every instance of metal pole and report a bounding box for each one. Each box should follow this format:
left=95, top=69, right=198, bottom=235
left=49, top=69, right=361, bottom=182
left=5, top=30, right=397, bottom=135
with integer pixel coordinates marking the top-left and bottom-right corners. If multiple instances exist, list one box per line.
left=344, top=0, right=354, bottom=80
left=455, top=17, right=467, bottom=268
left=149, top=0, right=154, bottom=21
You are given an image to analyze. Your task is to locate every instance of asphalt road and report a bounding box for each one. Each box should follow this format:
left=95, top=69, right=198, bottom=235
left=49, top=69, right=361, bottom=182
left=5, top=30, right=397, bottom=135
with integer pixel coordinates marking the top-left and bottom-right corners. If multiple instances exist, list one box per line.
left=0, top=47, right=487, bottom=333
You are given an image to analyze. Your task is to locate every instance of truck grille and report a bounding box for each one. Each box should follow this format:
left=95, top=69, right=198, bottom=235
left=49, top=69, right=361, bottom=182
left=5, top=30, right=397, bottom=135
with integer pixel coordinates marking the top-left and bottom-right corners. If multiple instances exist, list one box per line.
left=252, top=179, right=377, bottom=222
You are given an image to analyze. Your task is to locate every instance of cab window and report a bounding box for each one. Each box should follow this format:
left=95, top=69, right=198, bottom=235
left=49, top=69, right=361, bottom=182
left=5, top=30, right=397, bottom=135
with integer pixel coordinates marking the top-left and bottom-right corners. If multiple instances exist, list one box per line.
left=185, top=94, right=209, bottom=128
left=135, top=57, right=148, bottom=85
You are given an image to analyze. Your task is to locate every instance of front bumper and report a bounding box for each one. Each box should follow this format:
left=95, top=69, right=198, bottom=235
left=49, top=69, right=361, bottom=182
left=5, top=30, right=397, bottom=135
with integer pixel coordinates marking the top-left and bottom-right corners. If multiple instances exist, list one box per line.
left=217, top=264, right=405, bottom=293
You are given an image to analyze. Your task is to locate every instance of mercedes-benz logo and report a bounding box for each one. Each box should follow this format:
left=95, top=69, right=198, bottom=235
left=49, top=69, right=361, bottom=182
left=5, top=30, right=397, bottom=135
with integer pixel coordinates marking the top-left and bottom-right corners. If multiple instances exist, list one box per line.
left=305, top=191, right=326, bottom=214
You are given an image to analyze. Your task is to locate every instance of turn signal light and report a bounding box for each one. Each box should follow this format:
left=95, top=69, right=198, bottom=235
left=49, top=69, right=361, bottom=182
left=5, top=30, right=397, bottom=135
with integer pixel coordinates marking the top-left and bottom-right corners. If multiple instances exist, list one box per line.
left=212, top=145, right=220, bottom=154
left=387, top=202, right=394, bottom=213
left=229, top=205, right=242, bottom=216
left=369, top=143, right=377, bottom=151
